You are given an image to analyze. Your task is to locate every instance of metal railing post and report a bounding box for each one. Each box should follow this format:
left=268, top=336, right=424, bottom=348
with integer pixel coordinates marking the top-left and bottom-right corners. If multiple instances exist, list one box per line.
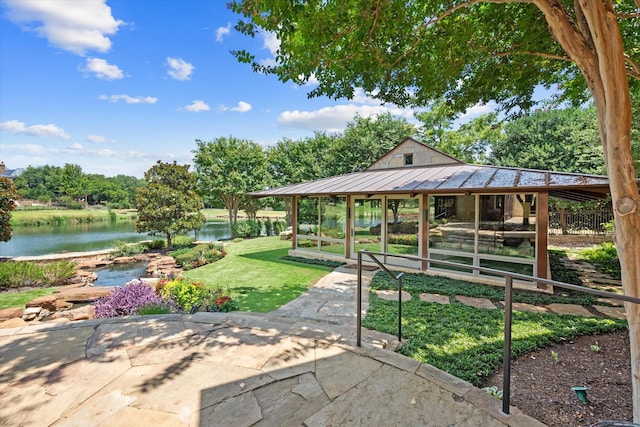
left=502, top=276, right=513, bottom=415
left=398, top=273, right=404, bottom=342
left=357, top=250, right=363, bottom=347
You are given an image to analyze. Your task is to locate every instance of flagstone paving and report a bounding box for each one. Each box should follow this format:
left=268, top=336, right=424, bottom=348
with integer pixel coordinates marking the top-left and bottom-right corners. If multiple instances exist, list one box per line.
left=0, top=266, right=549, bottom=427
left=0, top=312, right=548, bottom=427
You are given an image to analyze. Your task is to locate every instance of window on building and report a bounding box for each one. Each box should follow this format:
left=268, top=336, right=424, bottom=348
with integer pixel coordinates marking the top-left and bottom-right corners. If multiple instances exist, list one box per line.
left=404, top=154, right=413, bottom=165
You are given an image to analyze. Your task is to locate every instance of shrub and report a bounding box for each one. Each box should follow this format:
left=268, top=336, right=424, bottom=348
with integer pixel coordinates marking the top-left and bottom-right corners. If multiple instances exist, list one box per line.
left=273, top=220, right=285, bottom=234
left=172, top=235, right=194, bottom=249
left=0, top=261, right=43, bottom=289
left=110, top=240, right=145, bottom=258
left=40, top=260, right=77, bottom=284
left=387, top=234, right=418, bottom=246
left=193, top=287, right=238, bottom=313
left=171, top=243, right=226, bottom=269
left=137, top=302, right=175, bottom=315
left=142, top=239, right=165, bottom=250
left=580, top=242, right=621, bottom=279
left=264, top=217, right=273, bottom=236
left=232, top=220, right=262, bottom=237
left=95, top=279, right=165, bottom=318
left=159, top=278, right=206, bottom=312
left=0, top=260, right=76, bottom=289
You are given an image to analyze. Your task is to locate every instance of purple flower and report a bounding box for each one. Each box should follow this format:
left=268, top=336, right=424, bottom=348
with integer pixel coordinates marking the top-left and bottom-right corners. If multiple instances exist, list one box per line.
left=94, top=279, right=165, bottom=318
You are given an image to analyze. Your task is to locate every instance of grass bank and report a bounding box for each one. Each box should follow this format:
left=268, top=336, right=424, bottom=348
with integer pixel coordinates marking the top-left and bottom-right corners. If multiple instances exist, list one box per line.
left=11, top=208, right=137, bottom=226
left=182, top=236, right=332, bottom=312
left=0, top=287, right=60, bottom=310
left=364, top=272, right=627, bottom=386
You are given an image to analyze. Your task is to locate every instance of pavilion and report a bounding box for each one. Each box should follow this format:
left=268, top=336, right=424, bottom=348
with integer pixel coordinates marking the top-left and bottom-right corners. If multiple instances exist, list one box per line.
left=251, top=138, right=614, bottom=290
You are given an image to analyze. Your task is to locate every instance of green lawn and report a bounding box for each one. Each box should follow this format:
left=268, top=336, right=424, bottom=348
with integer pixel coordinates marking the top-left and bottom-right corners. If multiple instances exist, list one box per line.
left=364, top=271, right=627, bottom=386
left=0, top=287, right=60, bottom=310
left=182, top=236, right=333, bottom=312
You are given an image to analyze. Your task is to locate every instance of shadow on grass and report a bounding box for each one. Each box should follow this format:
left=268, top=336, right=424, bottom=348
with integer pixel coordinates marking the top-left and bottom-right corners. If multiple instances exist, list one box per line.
left=239, top=248, right=335, bottom=272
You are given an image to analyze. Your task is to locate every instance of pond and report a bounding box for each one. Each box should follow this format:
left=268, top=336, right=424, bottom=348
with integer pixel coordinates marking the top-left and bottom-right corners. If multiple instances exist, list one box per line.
left=0, top=221, right=233, bottom=257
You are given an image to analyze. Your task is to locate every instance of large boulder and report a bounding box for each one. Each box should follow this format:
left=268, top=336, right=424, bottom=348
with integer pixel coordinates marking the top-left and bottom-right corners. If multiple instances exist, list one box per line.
left=50, top=305, right=95, bottom=321
left=26, top=295, right=58, bottom=312
left=56, top=286, right=113, bottom=302
left=0, top=307, right=23, bottom=322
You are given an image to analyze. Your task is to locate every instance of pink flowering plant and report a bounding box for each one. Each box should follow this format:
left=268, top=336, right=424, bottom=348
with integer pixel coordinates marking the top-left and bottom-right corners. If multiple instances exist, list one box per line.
left=94, top=279, right=170, bottom=318
left=94, top=278, right=237, bottom=318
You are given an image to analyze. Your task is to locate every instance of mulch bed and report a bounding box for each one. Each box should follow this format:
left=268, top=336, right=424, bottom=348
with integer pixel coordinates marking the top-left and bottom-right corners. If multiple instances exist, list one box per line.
left=482, top=329, right=632, bottom=426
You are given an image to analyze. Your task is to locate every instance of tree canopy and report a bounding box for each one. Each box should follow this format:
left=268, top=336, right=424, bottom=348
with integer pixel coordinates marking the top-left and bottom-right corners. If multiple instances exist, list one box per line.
left=0, top=177, right=19, bottom=242
left=136, top=161, right=205, bottom=248
left=193, top=137, right=270, bottom=226
left=230, top=0, right=640, bottom=419
left=491, top=106, right=605, bottom=174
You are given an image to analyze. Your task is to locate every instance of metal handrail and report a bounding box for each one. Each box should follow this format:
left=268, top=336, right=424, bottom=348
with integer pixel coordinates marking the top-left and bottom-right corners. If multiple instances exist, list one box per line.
left=355, top=249, right=640, bottom=415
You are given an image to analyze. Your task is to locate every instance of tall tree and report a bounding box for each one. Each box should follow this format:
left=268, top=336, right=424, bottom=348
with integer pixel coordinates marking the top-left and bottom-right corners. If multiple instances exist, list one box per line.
left=136, top=161, right=205, bottom=249
left=0, top=177, right=19, bottom=242
left=416, top=103, right=503, bottom=164
left=193, top=137, right=270, bottom=226
left=60, top=164, right=88, bottom=208
left=491, top=106, right=605, bottom=174
left=231, top=1, right=640, bottom=418
left=328, top=113, right=416, bottom=174
left=13, top=165, right=62, bottom=203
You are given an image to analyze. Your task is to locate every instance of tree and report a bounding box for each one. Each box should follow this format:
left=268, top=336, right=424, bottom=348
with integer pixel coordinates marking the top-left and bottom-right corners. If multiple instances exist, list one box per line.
left=230, top=1, right=640, bottom=419
left=13, top=165, right=62, bottom=203
left=60, top=164, right=88, bottom=208
left=416, top=101, right=502, bottom=164
left=193, top=137, right=270, bottom=226
left=328, top=113, right=416, bottom=174
left=491, top=106, right=605, bottom=174
left=0, top=177, right=19, bottom=242
left=136, top=161, right=205, bottom=249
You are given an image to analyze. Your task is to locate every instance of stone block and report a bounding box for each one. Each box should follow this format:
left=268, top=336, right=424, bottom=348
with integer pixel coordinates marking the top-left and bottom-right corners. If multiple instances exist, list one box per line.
left=0, top=317, right=28, bottom=329
left=0, top=307, right=23, bottom=321
left=26, top=295, right=58, bottom=311
left=56, top=286, right=113, bottom=302
left=51, top=305, right=95, bottom=321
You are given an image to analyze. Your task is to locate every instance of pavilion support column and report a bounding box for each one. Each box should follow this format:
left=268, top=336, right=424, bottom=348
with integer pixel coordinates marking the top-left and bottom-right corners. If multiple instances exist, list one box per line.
left=345, top=195, right=352, bottom=259
left=421, top=194, right=430, bottom=270
left=291, top=196, right=298, bottom=251
left=536, top=192, right=549, bottom=290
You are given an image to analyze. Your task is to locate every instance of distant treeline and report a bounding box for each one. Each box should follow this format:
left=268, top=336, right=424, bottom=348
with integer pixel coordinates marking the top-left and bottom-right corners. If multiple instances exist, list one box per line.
left=13, top=164, right=145, bottom=209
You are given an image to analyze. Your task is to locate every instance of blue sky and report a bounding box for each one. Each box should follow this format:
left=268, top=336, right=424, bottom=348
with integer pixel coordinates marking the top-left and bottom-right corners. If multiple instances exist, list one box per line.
left=0, top=0, right=498, bottom=178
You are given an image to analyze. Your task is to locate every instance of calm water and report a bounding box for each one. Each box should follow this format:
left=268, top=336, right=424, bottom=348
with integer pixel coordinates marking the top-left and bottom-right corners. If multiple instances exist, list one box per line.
left=0, top=221, right=232, bottom=257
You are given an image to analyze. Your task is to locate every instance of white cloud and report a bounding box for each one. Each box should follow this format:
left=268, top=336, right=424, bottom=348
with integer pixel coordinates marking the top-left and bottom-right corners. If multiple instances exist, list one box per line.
left=277, top=104, right=414, bottom=133
left=0, top=119, right=71, bottom=139
left=215, top=22, right=231, bottom=42
left=85, top=134, right=108, bottom=143
left=457, top=102, right=495, bottom=122
left=81, top=57, right=124, bottom=80
left=67, top=142, right=84, bottom=151
left=258, top=31, right=279, bottom=67
left=1, top=143, right=48, bottom=154
left=99, top=94, right=158, bottom=104
left=218, top=101, right=252, bottom=113
left=166, top=57, right=194, bottom=81
left=3, top=0, right=124, bottom=55
left=184, top=100, right=210, bottom=112
left=261, top=31, right=279, bottom=55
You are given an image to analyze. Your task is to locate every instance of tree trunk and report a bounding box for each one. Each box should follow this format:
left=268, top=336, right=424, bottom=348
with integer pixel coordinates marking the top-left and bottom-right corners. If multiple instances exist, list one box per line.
left=536, top=1, right=640, bottom=420
left=559, top=208, right=568, bottom=235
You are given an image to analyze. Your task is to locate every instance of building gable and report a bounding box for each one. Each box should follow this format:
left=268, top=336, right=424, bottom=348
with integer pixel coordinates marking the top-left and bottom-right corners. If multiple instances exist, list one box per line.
left=366, top=137, right=463, bottom=170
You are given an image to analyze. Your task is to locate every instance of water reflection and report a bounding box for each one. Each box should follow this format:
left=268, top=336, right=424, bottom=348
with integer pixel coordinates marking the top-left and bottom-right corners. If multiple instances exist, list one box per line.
left=0, top=221, right=232, bottom=257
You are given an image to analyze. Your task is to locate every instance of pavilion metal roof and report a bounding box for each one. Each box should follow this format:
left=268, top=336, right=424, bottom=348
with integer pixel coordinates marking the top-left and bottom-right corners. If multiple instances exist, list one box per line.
left=251, top=163, right=617, bottom=202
